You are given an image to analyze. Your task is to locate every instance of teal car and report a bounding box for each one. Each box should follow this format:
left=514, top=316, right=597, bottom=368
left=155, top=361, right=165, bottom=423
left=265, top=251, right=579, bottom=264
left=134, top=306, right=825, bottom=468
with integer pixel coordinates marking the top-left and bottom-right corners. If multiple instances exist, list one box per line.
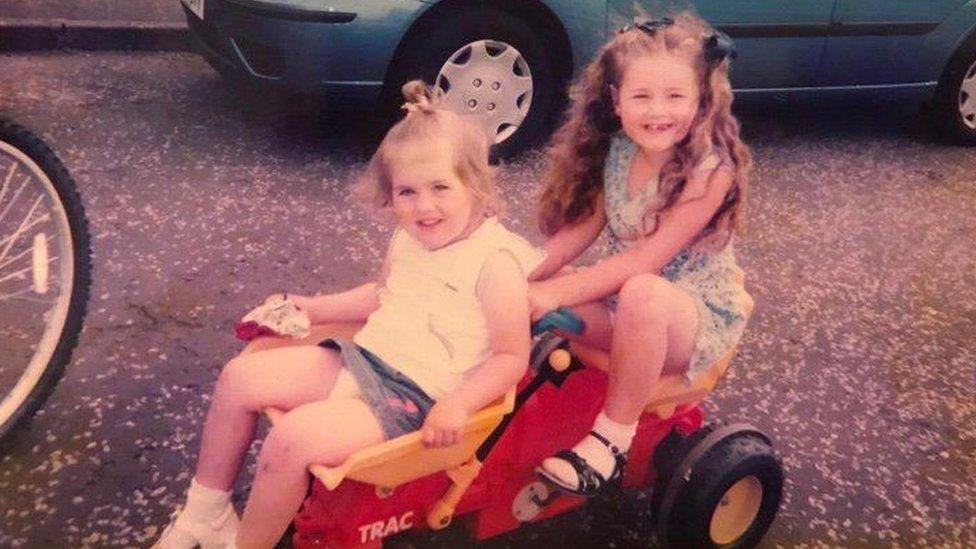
left=181, top=0, right=976, bottom=153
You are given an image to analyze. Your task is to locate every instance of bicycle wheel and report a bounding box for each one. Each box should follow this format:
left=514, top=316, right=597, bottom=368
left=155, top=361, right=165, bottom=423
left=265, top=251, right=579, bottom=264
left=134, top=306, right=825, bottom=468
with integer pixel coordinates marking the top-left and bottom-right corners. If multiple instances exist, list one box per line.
left=0, top=118, right=91, bottom=444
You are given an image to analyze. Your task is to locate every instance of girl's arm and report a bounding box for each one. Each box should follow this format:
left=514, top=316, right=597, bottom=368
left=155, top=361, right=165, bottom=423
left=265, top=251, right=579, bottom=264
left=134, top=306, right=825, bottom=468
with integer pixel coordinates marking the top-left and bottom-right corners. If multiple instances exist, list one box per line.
left=532, top=168, right=735, bottom=311
left=529, top=200, right=607, bottom=281
left=288, top=254, right=392, bottom=324
left=288, top=284, right=379, bottom=324
left=421, top=250, right=530, bottom=447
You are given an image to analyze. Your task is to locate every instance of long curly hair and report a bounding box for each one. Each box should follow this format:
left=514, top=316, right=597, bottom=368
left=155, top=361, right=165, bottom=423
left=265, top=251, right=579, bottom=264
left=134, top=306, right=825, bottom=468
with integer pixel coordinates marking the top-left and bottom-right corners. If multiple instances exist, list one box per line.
left=356, top=80, right=502, bottom=216
left=538, top=11, right=751, bottom=249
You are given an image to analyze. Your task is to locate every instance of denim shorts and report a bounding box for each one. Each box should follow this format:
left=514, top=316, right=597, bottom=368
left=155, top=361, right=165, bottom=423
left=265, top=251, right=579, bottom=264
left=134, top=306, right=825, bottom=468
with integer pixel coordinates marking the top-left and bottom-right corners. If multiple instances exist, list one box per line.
left=317, top=339, right=435, bottom=440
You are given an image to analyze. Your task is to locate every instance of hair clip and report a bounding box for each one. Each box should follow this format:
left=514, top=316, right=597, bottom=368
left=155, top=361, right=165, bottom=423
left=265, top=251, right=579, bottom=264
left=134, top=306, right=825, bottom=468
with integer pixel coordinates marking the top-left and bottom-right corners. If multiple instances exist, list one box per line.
left=704, top=32, right=737, bottom=63
left=619, top=16, right=674, bottom=36
left=400, top=96, right=432, bottom=114
left=620, top=16, right=737, bottom=64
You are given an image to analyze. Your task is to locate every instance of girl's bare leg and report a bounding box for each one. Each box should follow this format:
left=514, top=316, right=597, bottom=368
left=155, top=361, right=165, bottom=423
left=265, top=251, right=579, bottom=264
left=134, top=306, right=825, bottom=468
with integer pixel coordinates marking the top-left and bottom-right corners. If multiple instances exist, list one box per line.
left=235, top=398, right=385, bottom=549
left=195, top=345, right=345, bottom=491
left=540, top=274, right=699, bottom=491
left=604, top=274, right=699, bottom=424
left=152, top=347, right=347, bottom=549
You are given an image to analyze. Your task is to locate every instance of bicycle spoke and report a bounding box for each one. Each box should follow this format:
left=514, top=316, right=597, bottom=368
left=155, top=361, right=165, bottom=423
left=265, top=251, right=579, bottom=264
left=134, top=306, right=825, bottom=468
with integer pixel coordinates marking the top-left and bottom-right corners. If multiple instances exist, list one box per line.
left=0, top=209, right=51, bottom=250
left=0, top=286, right=57, bottom=304
left=0, top=169, right=28, bottom=226
left=0, top=254, right=56, bottom=287
left=0, top=193, right=45, bottom=265
left=0, top=162, right=15, bottom=219
left=0, top=233, right=54, bottom=271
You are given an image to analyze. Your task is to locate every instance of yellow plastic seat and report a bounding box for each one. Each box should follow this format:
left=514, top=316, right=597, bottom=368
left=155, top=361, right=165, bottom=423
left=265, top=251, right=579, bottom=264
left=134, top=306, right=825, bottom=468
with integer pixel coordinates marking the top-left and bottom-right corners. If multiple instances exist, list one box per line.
left=241, top=324, right=515, bottom=492
left=265, top=392, right=513, bottom=491
left=567, top=342, right=738, bottom=420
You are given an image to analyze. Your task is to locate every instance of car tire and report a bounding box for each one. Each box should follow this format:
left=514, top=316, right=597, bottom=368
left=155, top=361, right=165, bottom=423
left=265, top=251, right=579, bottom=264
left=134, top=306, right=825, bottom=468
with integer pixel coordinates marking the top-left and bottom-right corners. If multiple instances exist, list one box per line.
left=653, top=425, right=784, bottom=548
left=934, top=37, right=976, bottom=145
left=384, top=7, right=560, bottom=159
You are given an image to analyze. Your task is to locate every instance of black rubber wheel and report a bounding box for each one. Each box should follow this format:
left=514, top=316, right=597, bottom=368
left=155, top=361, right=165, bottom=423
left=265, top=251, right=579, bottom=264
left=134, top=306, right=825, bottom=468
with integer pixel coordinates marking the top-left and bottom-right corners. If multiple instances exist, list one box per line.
left=0, top=119, right=92, bottom=445
left=934, top=34, right=976, bottom=145
left=383, top=7, right=560, bottom=159
left=654, top=428, right=784, bottom=548
left=650, top=424, right=715, bottom=509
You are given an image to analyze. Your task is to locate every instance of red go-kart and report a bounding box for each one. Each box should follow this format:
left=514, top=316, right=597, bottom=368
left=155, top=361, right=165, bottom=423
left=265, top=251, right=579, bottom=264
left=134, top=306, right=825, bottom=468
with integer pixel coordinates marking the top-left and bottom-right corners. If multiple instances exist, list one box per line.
left=244, top=309, right=784, bottom=548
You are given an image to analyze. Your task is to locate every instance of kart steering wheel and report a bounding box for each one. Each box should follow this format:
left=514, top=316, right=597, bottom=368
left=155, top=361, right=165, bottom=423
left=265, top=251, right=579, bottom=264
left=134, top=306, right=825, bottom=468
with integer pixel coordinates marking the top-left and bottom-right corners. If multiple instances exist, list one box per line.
left=531, top=307, right=585, bottom=337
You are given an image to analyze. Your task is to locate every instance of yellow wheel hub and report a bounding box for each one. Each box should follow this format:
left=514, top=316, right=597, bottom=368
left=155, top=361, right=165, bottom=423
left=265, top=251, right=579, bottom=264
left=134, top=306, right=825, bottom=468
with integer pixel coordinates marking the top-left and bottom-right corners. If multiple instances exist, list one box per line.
left=709, top=475, right=763, bottom=544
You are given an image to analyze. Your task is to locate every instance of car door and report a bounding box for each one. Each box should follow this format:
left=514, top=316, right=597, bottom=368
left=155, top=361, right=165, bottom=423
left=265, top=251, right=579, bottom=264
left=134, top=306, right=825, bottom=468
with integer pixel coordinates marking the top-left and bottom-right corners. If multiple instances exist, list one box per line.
left=609, top=1, right=836, bottom=89
left=819, top=0, right=968, bottom=85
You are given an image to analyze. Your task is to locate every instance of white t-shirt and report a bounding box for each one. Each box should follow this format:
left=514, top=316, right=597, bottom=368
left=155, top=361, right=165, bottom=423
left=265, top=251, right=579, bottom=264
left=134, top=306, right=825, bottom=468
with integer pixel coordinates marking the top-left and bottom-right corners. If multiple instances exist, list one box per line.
left=354, top=217, right=543, bottom=399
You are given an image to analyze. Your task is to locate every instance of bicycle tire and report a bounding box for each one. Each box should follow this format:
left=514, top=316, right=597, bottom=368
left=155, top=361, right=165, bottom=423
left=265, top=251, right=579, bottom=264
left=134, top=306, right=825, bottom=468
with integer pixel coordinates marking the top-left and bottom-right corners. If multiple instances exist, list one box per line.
left=0, top=118, right=92, bottom=445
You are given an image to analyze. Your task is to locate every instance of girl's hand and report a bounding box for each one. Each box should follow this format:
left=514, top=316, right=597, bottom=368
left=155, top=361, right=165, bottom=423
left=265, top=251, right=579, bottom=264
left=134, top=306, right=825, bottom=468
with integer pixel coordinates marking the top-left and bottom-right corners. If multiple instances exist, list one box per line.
left=262, top=292, right=309, bottom=311
left=421, top=399, right=468, bottom=447
left=528, top=283, right=561, bottom=322
left=527, top=261, right=550, bottom=282
left=278, top=293, right=307, bottom=311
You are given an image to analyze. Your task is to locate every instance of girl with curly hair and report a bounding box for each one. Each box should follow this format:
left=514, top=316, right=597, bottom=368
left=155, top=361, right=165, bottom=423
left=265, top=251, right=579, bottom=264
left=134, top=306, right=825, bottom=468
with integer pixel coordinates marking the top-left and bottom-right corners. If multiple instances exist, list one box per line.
left=531, top=12, right=755, bottom=496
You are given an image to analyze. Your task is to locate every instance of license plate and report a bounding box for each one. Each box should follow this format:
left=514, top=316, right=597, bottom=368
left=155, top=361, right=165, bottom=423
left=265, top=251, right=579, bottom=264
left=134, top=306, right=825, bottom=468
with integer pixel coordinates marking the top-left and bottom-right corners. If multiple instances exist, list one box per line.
left=182, top=0, right=204, bottom=20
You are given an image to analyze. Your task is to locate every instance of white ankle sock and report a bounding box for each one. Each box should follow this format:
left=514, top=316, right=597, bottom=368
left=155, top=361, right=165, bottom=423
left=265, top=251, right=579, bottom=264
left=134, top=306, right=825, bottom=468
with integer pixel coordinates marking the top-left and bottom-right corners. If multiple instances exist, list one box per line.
left=183, top=478, right=232, bottom=522
left=153, top=479, right=238, bottom=549
left=592, top=411, right=637, bottom=452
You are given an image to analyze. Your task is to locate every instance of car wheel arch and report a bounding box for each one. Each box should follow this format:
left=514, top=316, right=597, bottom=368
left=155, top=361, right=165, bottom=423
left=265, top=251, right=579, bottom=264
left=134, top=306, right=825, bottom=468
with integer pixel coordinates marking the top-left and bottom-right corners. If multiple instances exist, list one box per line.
left=382, top=0, right=574, bottom=95
left=923, top=3, right=976, bottom=84
left=935, top=25, right=976, bottom=87
left=931, top=24, right=976, bottom=143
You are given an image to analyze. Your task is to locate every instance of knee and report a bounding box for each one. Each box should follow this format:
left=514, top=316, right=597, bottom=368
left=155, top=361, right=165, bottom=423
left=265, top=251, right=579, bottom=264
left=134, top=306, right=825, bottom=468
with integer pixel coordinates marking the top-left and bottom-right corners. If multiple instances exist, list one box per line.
left=216, top=356, right=247, bottom=389
left=215, top=355, right=260, bottom=405
left=259, top=415, right=310, bottom=475
left=258, top=410, right=340, bottom=474
left=616, top=274, right=668, bottom=321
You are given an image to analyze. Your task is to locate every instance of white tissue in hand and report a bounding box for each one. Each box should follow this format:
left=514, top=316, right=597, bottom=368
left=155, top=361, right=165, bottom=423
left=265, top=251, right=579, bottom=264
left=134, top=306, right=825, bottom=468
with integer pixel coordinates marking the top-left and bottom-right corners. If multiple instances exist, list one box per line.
left=240, top=295, right=310, bottom=339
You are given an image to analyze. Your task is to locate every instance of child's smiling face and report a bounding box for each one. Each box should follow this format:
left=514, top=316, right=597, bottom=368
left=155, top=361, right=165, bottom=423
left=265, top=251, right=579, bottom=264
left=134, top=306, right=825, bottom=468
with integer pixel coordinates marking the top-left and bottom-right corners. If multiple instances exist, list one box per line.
left=389, top=141, right=481, bottom=250
left=612, top=53, right=700, bottom=159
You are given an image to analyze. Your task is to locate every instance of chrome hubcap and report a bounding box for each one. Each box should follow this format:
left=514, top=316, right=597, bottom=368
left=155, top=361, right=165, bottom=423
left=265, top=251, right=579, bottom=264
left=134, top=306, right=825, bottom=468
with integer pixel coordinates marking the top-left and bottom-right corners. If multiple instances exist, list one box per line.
left=436, top=40, right=533, bottom=144
left=959, top=57, right=976, bottom=130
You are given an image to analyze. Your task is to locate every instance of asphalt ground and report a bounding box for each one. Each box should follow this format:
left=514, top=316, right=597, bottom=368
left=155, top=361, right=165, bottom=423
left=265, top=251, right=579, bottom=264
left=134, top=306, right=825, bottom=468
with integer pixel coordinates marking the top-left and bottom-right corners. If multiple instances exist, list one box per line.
left=1, top=51, right=975, bottom=548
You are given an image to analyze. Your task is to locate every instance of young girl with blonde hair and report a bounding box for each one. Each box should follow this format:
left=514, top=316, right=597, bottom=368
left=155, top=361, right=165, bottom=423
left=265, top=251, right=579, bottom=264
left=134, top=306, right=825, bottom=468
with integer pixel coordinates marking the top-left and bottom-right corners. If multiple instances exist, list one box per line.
left=530, top=12, right=755, bottom=495
left=154, top=81, right=540, bottom=548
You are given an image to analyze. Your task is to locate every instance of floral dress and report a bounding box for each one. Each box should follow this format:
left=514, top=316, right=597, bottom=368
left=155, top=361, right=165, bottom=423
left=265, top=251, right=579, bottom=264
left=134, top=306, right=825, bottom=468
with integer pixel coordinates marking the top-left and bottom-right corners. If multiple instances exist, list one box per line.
left=601, top=134, right=754, bottom=382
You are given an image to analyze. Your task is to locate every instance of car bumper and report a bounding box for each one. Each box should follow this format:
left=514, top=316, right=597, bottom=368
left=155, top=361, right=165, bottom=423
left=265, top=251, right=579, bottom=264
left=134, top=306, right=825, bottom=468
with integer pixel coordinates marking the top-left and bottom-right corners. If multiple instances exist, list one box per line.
left=182, top=0, right=416, bottom=100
